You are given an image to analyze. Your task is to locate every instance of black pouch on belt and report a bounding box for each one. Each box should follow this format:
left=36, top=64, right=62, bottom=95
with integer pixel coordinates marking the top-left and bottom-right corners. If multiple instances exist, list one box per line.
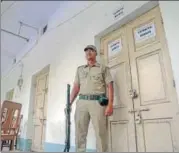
left=98, top=95, right=108, bottom=106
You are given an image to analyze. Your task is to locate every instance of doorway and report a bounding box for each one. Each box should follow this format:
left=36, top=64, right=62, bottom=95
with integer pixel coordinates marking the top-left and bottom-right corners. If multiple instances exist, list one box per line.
left=31, top=65, right=49, bottom=152
left=99, top=6, right=179, bottom=152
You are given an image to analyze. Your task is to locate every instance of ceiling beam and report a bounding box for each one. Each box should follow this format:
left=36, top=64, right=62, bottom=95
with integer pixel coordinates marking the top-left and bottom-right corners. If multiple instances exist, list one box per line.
left=1, top=28, right=29, bottom=42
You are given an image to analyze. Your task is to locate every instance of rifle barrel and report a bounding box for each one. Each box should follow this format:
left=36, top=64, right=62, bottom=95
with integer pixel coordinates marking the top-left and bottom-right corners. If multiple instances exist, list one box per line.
left=64, top=84, right=71, bottom=152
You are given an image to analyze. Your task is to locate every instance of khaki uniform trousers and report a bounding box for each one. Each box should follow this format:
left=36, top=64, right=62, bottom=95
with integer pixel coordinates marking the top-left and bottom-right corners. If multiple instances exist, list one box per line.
left=75, top=99, right=108, bottom=152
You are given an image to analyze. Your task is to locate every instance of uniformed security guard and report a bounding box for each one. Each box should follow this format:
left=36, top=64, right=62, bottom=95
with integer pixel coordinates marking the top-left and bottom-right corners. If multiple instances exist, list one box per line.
left=70, top=45, right=114, bottom=152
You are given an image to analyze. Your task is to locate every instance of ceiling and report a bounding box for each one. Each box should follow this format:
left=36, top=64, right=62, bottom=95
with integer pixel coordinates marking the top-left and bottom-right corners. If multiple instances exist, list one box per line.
left=1, top=1, right=62, bottom=77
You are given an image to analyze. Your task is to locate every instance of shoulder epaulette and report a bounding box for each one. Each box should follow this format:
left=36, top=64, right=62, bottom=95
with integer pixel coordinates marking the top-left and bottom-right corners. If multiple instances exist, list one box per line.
left=77, top=65, right=85, bottom=69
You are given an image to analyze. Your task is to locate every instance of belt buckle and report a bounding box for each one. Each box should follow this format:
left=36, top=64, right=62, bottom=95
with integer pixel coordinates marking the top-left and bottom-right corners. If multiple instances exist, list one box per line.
left=90, top=95, right=93, bottom=100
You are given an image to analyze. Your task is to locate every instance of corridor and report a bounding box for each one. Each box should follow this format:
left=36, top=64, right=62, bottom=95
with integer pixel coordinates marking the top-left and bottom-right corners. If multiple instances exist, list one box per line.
left=1, top=1, right=179, bottom=152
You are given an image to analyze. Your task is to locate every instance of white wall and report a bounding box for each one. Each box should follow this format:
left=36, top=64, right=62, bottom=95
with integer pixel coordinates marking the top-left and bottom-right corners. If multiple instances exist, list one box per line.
left=1, top=1, right=179, bottom=150
left=47, top=1, right=96, bottom=31
left=159, top=1, right=179, bottom=102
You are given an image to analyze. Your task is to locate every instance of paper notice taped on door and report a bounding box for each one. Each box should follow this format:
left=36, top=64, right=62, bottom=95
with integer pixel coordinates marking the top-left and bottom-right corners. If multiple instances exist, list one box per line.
left=108, top=38, right=122, bottom=57
left=134, top=22, right=156, bottom=43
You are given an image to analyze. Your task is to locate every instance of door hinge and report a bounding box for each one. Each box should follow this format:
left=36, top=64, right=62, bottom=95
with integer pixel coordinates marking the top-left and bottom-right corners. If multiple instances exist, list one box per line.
left=129, top=89, right=138, bottom=99
left=173, top=80, right=176, bottom=88
left=43, top=88, right=48, bottom=93
left=161, top=17, right=164, bottom=24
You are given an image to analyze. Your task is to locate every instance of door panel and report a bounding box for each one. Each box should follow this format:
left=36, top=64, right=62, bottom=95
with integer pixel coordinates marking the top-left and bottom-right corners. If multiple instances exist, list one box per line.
left=101, top=27, right=137, bottom=152
left=127, top=6, right=179, bottom=152
left=143, top=119, right=174, bottom=152
left=33, top=125, right=43, bottom=150
left=111, top=63, right=129, bottom=107
left=110, top=121, right=130, bottom=152
left=41, top=74, right=48, bottom=150
left=42, top=121, right=46, bottom=150
left=100, top=25, right=128, bottom=67
left=43, top=74, right=49, bottom=120
left=133, top=21, right=159, bottom=50
left=137, top=51, right=167, bottom=104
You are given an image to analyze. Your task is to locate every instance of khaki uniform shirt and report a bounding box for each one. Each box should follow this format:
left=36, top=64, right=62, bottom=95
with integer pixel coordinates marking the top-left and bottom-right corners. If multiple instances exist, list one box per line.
left=74, top=62, right=113, bottom=95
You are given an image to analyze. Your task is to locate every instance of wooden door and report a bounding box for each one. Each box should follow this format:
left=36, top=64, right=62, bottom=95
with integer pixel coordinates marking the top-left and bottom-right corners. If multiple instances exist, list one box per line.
left=127, top=6, right=179, bottom=152
left=32, top=72, right=49, bottom=152
left=100, top=6, right=179, bottom=152
left=100, top=26, right=137, bottom=152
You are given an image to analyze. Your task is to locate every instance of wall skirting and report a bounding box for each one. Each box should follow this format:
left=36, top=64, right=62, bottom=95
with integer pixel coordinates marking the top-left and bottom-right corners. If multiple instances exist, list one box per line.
left=16, top=138, right=96, bottom=152
left=16, top=137, right=32, bottom=151
left=44, top=142, right=96, bottom=152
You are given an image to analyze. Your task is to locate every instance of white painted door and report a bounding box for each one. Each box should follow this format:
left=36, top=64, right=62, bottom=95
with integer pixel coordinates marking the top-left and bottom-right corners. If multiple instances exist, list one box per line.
left=100, top=26, right=137, bottom=152
left=32, top=72, right=49, bottom=152
left=100, top=6, right=179, bottom=152
left=127, top=6, right=179, bottom=152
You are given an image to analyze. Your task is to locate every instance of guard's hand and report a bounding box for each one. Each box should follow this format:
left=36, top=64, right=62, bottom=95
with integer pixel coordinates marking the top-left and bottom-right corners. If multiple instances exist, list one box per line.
left=105, top=104, right=113, bottom=116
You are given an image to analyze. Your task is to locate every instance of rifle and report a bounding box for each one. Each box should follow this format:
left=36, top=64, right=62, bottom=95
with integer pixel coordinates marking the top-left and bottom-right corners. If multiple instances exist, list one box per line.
left=63, top=84, right=71, bottom=152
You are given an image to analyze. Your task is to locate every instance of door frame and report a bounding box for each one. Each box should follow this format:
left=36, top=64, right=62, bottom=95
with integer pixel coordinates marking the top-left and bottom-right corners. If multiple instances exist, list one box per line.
left=29, top=64, right=50, bottom=152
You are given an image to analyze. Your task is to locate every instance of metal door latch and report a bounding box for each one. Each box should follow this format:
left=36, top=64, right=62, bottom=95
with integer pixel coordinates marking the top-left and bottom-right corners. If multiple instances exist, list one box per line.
left=129, top=89, right=138, bottom=98
left=128, top=107, right=150, bottom=124
left=128, top=108, right=150, bottom=114
left=135, top=112, right=142, bottom=124
left=39, top=118, right=46, bottom=124
left=140, top=108, right=150, bottom=112
left=128, top=108, right=138, bottom=113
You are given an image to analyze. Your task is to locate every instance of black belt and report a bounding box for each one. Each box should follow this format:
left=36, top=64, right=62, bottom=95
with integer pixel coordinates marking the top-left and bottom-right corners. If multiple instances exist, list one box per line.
left=79, top=94, right=105, bottom=100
